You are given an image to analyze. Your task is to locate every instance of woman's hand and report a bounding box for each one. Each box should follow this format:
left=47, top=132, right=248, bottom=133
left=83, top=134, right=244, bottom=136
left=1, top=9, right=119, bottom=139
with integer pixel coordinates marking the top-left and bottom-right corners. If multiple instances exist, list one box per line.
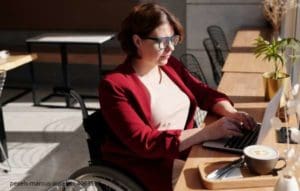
left=179, top=111, right=256, bottom=150
left=179, top=116, right=243, bottom=151
left=226, top=111, right=257, bottom=130
left=212, top=100, right=256, bottom=130
left=201, top=117, right=244, bottom=141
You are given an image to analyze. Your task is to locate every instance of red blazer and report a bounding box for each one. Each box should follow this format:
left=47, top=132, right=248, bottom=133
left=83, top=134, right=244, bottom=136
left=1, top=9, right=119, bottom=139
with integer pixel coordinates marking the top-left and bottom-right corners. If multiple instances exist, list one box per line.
left=98, top=56, right=230, bottom=191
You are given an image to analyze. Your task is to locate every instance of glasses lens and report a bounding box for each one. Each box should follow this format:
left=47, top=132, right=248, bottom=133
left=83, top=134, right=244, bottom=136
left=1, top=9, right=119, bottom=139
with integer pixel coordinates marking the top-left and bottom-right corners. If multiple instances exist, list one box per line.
left=158, top=35, right=180, bottom=50
left=157, top=38, right=167, bottom=50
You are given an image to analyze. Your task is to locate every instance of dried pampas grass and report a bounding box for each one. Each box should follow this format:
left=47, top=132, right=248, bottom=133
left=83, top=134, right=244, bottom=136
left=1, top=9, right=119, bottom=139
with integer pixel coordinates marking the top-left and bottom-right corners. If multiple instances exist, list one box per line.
left=263, top=0, right=297, bottom=32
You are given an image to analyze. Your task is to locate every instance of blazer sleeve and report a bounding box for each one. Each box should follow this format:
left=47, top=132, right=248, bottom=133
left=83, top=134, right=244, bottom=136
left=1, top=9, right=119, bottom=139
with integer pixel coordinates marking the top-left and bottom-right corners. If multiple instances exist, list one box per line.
left=99, top=78, right=181, bottom=159
left=168, top=57, right=232, bottom=112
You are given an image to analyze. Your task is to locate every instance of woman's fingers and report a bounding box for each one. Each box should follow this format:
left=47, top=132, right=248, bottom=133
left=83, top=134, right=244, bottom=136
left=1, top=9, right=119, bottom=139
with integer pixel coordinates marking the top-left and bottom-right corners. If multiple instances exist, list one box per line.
left=207, top=116, right=251, bottom=140
left=231, top=111, right=257, bottom=130
left=247, top=115, right=257, bottom=129
left=243, top=115, right=256, bottom=130
left=205, top=118, right=240, bottom=140
left=222, top=118, right=243, bottom=135
left=225, top=117, right=243, bottom=131
left=227, top=129, right=243, bottom=137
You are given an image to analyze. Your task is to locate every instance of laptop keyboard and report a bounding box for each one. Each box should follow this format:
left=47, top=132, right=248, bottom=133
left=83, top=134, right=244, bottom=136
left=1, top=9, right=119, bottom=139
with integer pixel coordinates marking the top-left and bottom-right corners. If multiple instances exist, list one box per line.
left=224, top=124, right=261, bottom=149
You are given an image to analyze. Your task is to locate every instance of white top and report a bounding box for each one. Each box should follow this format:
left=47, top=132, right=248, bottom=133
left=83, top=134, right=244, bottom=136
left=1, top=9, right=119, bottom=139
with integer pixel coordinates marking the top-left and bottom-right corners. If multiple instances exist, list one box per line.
left=26, top=33, right=115, bottom=44
left=137, top=66, right=190, bottom=130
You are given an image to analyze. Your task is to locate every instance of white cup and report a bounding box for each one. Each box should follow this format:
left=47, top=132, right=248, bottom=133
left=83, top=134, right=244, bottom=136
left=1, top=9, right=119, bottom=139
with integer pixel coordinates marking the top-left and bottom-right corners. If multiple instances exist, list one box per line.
left=0, top=50, right=9, bottom=59
left=274, top=175, right=299, bottom=191
left=243, top=145, right=286, bottom=175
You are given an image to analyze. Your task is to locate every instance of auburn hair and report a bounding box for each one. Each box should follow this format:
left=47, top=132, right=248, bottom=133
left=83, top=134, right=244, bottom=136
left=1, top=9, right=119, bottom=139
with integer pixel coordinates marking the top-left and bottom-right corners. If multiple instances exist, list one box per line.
left=118, top=3, right=184, bottom=58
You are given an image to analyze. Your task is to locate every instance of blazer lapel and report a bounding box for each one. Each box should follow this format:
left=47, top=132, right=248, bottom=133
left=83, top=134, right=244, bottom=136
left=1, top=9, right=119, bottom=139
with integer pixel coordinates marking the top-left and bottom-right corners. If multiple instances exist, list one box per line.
left=122, top=63, right=152, bottom=126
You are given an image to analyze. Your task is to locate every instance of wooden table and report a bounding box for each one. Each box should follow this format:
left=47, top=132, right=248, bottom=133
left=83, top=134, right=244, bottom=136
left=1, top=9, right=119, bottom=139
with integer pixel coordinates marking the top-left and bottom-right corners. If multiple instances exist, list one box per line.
left=173, top=27, right=288, bottom=191
left=174, top=142, right=287, bottom=191
left=217, top=72, right=265, bottom=103
left=222, top=53, right=273, bottom=73
left=0, top=54, right=37, bottom=70
left=173, top=98, right=276, bottom=190
left=222, top=27, right=274, bottom=74
left=0, top=54, right=37, bottom=161
left=173, top=105, right=293, bottom=191
left=26, top=33, right=115, bottom=107
left=231, top=28, right=270, bottom=52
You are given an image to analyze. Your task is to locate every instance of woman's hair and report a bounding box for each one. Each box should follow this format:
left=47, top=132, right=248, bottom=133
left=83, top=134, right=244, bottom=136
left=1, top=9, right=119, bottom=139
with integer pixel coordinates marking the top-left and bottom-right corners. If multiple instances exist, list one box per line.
left=118, top=3, right=184, bottom=58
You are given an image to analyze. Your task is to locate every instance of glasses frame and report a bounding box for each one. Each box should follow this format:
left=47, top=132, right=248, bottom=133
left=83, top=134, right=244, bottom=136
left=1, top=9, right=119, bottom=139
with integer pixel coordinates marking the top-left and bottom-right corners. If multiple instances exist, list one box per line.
left=141, top=35, right=180, bottom=50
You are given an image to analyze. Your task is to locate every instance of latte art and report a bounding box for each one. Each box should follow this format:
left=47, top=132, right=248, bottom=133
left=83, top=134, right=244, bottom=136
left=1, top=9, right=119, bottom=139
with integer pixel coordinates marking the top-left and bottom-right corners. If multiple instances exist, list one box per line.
left=243, top=145, right=286, bottom=175
left=244, top=145, right=278, bottom=160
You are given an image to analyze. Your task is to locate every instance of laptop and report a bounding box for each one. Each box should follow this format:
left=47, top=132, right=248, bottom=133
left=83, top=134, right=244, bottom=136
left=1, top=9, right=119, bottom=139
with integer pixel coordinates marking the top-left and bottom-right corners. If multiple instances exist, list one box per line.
left=202, top=88, right=283, bottom=153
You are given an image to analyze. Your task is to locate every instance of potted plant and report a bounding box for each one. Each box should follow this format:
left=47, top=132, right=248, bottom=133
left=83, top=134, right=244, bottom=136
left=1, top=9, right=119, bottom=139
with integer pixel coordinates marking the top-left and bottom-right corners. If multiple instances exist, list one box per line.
left=254, top=36, right=300, bottom=100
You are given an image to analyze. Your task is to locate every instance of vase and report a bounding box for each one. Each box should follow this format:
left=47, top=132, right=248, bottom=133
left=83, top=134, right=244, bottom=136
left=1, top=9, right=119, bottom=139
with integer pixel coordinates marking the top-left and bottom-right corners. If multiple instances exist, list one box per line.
left=262, top=72, right=290, bottom=101
left=273, top=175, right=299, bottom=191
left=272, top=26, right=281, bottom=41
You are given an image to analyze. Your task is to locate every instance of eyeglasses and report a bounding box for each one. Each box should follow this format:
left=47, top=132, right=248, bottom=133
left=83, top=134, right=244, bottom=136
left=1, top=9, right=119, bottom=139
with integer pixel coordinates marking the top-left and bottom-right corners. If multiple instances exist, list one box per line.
left=142, top=35, right=180, bottom=50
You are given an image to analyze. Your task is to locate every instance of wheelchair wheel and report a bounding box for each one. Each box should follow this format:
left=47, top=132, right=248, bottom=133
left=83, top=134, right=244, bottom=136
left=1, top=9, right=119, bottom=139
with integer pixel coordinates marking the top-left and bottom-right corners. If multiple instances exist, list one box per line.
left=69, top=166, right=145, bottom=191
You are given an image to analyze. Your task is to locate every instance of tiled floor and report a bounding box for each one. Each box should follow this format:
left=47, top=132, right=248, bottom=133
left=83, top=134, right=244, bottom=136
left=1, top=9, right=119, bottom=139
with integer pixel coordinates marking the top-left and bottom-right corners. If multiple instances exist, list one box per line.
left=0, top=88, right=99, bottom=191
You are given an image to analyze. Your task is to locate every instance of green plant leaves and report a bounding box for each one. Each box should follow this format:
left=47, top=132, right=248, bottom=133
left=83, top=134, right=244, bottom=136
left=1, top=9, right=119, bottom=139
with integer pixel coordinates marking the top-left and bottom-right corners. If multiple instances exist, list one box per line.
left=254, top=36, right=300, bottom=79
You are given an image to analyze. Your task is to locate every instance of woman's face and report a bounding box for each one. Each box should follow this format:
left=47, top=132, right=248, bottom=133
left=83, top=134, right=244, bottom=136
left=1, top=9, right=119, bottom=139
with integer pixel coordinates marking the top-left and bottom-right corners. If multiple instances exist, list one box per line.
left=136, top=22, right=176, bottom=66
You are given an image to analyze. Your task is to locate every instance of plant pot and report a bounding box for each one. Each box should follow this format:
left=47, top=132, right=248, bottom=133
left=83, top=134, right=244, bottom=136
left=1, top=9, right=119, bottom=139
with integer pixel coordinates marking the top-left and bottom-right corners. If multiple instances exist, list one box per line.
left=262, top=72, right=290, bottom=101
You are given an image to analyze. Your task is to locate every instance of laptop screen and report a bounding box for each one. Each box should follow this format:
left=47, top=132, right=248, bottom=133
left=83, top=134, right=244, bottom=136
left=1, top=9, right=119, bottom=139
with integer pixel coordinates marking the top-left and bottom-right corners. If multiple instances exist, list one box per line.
left=256, top=87, right=283, bottom=144
left=202, top=87, right=283, bottom=153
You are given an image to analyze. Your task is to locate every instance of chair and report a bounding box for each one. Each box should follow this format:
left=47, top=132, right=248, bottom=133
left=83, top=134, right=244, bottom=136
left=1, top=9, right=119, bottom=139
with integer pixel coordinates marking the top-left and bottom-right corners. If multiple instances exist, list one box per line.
left=180, top=53, right=208, bottom=84
left=203, top=38, right=223, bottom=84
left=48, top=89, right=145, bottom=191
left=207, top=25, right=229, bottom=65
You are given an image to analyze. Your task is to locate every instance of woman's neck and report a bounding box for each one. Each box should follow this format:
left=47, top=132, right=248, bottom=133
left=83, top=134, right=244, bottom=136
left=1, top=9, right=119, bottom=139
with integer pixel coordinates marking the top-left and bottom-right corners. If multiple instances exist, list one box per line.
left=132, top=58, right=158, bottom=76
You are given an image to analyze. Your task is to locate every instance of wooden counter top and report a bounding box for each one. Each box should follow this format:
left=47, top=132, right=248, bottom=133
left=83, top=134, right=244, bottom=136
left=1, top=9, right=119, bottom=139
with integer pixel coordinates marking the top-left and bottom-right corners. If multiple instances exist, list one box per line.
left=217, top=72, right=265, bottom=103
left=0, top=54, right=37, bottom=71
left=222, top=53, right=273, bottom=73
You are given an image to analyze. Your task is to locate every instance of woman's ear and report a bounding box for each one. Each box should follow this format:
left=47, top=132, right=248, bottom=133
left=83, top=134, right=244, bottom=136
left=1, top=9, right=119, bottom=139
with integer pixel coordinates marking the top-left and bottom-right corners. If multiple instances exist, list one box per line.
left=132, top=34, right=142, bottom=48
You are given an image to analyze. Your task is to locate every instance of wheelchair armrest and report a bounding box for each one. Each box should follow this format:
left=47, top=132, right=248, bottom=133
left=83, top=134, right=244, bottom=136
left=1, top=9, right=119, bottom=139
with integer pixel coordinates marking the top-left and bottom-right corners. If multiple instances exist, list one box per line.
left=54, top=87, right=89, bottom=119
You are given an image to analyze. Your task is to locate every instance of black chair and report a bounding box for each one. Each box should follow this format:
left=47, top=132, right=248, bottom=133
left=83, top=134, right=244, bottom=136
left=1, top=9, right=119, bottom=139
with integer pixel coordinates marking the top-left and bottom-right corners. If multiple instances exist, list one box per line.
left=203, top=38, right=223, bottom=85
left=207, top=25, right=229, bottom=65
left=48, top=89, right=145, bottom=191
left=180, top=53, right=208, bottom=84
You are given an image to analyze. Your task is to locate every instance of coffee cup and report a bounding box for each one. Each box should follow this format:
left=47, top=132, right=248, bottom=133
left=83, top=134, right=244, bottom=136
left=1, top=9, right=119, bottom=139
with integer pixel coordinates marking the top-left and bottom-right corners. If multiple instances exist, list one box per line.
left=0, top=50, right=9, bottom=59
left=243, top=145, right=286, bottom=175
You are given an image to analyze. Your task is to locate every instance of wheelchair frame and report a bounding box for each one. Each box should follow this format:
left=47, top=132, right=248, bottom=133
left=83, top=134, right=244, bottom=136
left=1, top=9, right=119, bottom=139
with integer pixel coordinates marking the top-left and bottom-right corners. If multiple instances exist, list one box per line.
left=60, top=89, right=145, bottom=191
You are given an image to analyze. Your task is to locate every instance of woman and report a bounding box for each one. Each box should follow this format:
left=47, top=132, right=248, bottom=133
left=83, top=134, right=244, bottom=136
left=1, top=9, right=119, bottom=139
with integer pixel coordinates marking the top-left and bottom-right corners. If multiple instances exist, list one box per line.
left=99, top=3, right=255, bottom=191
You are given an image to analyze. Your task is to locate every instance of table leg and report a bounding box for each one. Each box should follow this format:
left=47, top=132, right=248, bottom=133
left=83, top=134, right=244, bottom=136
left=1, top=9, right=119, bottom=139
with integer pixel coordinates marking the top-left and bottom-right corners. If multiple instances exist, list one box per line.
left=27, top=43, right=39, bottom=106
left=97, top=44, right=102, bottom=79
left=60, top=44, right=71, bottom=107
left=0, top=106, right=7, bottom=162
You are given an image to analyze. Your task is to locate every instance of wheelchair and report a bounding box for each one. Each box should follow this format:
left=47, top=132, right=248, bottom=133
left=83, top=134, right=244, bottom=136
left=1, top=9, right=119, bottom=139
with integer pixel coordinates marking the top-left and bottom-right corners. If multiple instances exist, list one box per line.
left=58, top=89, right=145, bottom=191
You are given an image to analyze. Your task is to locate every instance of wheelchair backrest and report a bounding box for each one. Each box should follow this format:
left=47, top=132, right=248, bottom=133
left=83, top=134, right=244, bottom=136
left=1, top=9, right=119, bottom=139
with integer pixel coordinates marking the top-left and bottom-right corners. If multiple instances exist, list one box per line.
left=83, top=109, right=108, bottom=163
left=83, top=110, right=108, bottom=144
